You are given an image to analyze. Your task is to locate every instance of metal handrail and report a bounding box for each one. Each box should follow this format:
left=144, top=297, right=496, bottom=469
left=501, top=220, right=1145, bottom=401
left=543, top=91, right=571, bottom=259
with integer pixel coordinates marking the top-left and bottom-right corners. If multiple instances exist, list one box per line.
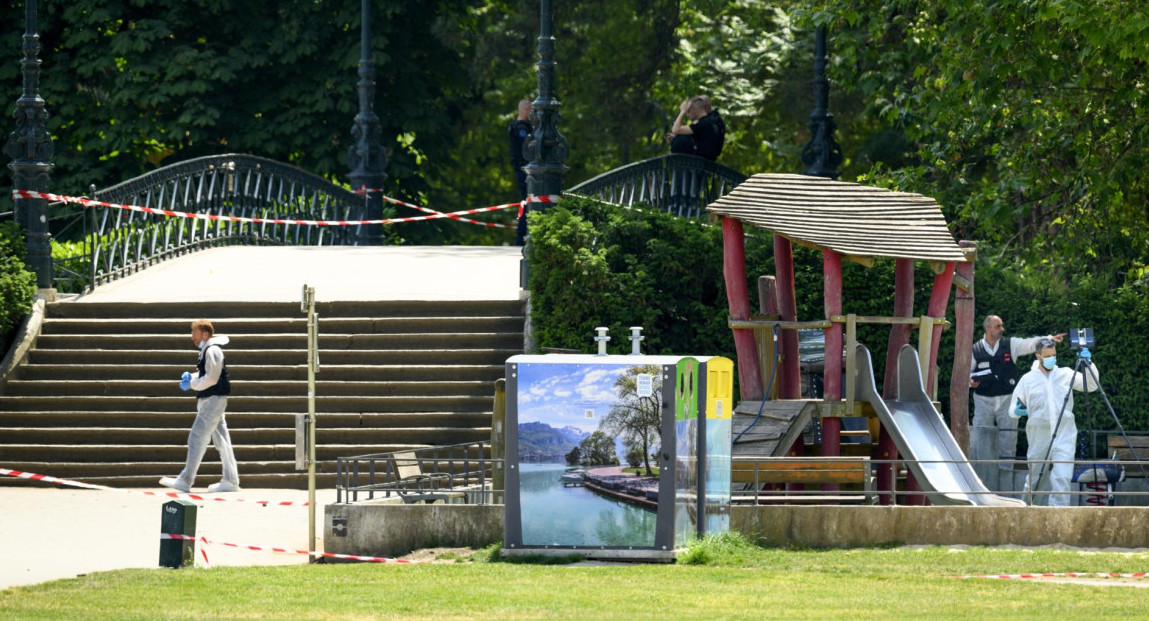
left=567, top=154, right=747, bottom=218
left=730, top=456, right=1149, bottom=506
left=336, top=441, right=501, bottom=504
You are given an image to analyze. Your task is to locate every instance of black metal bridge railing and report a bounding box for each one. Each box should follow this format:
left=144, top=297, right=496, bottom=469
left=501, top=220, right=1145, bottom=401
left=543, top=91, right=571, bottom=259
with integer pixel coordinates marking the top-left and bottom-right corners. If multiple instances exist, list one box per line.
left=567, top=154, right=747, bottom=219
left=52, top=154, right=373, bottom=293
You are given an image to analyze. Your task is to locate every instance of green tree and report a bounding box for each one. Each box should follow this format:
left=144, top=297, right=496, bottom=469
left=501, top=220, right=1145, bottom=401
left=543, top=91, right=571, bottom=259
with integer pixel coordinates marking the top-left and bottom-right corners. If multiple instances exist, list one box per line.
left=578, top=430, right=618, bottom=466
left=565, top=445, right=582, bottom=467
left=600, top=365, right=662, bottom=476
left=798, top=0, right=1149, bottom=282
left=0, top=0, right=483, bottom=244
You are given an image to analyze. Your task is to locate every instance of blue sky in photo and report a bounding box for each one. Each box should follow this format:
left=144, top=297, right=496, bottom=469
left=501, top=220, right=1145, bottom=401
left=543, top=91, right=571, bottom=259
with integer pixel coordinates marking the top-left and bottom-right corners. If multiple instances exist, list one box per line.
left=517, top=362, right=632, bottom=434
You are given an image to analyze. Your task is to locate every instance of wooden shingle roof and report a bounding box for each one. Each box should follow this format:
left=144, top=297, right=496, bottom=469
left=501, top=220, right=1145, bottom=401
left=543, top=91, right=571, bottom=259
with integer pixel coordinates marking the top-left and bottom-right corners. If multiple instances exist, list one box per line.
left=706, top=173, right=966, bottom=263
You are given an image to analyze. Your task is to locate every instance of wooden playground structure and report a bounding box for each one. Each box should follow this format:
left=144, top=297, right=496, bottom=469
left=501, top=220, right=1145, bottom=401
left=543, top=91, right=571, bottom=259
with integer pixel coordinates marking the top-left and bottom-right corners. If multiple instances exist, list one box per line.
left=707, top=173, right=979, bottom=505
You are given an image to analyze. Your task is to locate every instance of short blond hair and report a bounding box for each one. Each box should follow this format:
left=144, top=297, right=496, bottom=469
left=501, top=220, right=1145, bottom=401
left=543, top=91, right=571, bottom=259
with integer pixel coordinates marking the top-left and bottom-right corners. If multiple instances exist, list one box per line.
left=191, top=319, right=215, bottom=336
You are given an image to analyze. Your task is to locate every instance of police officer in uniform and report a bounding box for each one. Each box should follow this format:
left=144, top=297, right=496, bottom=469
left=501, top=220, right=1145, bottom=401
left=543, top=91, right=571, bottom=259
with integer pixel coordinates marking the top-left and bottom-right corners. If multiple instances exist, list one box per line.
left=508, top=98, right=532, bottom=246
left=970, top=315, right=1064, bottom=480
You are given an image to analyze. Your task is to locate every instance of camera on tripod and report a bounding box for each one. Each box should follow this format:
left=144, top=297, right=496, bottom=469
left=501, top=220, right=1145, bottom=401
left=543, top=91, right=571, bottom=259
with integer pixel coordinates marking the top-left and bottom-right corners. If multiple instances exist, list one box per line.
left=1068, top=327, right=1094, bottom=351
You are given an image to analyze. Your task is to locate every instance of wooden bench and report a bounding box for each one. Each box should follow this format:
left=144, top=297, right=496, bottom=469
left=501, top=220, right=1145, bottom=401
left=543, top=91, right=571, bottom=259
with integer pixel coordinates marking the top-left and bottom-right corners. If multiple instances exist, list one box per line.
left=731, top=457, right=875, bottom=504
left=1107, top=436, right=1149, bottom=478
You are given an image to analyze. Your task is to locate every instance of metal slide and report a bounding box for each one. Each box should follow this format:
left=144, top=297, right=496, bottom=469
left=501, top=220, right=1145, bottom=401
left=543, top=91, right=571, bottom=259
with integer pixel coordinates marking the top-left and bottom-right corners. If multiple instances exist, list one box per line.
left=855, top=344, right=1025, bottom=507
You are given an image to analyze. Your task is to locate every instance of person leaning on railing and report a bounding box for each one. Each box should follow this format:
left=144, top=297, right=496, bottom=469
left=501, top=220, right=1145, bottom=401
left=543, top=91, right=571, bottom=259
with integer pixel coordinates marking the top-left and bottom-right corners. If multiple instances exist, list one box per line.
left=664, top=95, right=725, bottom=161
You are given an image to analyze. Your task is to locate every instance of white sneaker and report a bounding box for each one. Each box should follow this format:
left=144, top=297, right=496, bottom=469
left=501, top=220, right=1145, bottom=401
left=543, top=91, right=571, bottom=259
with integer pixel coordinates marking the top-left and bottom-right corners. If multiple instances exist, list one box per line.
left=159, top=477, right=190, bottom=493
left=207, top=481, right=240, bottom=493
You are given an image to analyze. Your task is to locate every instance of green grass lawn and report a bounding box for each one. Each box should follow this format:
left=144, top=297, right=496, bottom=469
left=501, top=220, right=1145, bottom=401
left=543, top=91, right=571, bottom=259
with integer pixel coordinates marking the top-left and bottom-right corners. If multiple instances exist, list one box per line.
left=2, top=535, right=1147, bottom=620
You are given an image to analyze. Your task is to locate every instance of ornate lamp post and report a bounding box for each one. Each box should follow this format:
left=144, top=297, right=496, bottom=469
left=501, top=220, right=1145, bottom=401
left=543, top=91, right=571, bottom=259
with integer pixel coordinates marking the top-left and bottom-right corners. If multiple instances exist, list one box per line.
left=6, top=0, right=54, bottom=288
left=522, top=0, right=568, bottom=203
left=347, top=0, right=388, bottom=244
left=800, top=26, right=843, bottom=179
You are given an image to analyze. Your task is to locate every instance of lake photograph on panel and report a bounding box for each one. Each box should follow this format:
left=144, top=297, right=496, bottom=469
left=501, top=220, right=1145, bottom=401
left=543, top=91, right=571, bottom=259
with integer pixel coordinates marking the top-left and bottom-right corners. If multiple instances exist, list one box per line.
left=516, top=362, right=662, bottom=547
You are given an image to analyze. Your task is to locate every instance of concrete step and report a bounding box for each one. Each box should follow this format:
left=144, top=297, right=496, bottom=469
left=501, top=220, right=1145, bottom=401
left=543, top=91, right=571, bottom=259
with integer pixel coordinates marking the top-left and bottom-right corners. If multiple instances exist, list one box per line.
left=0, top=466, right=335, bottom=489
left=15, top=364, right=504, bottom=382
left=0, top=460, right=310, bottom=478
left=3, top=296, right=523, bottom=486
left=0, top=426, right=490, bottom=445
left=0, top=395, right=493, bottom=413
left=46, top=300, right=524, bottom=319
left=0, top=411, right=493, bottom=429
left=27, top=348, right=519, bottom=365
left=2, top=379, right=496, bottom=398
left=0, top=443, right=442, bottom=462
left=33, top=332, right=524, bottom=350
left=41, top=316, right=525, bottom=335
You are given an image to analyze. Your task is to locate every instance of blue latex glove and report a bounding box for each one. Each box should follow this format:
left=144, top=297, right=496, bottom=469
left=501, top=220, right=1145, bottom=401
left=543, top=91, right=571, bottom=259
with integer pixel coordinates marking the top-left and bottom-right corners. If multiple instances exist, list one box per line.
left=1079, top=347, right=1091, bottom=360
left=179, top=371, right=192, bottom=392
left=1013, top=400, right=1028, bottom=417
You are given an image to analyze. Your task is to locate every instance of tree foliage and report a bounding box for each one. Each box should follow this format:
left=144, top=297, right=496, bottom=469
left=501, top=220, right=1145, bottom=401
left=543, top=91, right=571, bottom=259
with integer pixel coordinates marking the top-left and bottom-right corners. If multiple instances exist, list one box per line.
left=798, top=0, right=1149, bottom=282
left=1, top=0, right=479, bottom=242
left=577, top=430, right=618, bottom=466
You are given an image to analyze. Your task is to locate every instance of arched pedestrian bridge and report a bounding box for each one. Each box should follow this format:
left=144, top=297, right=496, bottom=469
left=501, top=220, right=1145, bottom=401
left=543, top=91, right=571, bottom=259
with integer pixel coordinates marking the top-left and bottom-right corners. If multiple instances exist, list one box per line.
left=0, top=152, right=745, bottom=489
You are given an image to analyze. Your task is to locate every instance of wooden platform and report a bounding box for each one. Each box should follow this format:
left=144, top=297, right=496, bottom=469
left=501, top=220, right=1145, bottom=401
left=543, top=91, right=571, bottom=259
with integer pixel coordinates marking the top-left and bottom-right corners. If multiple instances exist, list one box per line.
left=732, top=400, right=814, bottom=457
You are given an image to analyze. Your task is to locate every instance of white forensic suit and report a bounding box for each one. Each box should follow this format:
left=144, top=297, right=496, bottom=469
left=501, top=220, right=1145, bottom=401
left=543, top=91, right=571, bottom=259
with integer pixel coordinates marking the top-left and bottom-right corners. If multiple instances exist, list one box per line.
left=171, top=335, right=240, bottom=492
left=1010, top=359, right=1099, bottom=506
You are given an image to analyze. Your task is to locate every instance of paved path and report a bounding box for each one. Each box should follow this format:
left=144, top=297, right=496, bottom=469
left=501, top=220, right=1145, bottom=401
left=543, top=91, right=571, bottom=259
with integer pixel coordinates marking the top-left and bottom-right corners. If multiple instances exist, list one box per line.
left=70, top=245, right=524, bottom=303
left=0, top=485, right=339, bottom=589
left=3, top=244, right=522, bottom=589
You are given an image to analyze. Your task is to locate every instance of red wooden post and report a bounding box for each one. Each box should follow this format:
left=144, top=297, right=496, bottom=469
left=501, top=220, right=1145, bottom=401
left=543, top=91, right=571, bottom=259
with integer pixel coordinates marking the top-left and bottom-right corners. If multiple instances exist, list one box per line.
left=925, top=262, right=956, bottom=394
left=878, top=257, right=914, bottom=504
left=773, top=234, right=800, bottom=399
left=723, top=217, right=764, bottom=400
left=949, top=242, right=977, bottom=456
left=822, top=249, right=842, bottom=492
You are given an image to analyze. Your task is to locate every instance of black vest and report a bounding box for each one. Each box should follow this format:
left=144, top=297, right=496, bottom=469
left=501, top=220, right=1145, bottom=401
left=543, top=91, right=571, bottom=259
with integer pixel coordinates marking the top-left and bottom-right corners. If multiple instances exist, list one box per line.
left=972, top=339, right=1019, bottom=397
left=195, top=345, right=231, bottom=399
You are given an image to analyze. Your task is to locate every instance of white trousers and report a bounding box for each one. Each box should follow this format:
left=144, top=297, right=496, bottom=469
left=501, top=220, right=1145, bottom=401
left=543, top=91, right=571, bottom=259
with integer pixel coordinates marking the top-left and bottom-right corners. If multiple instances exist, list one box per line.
left=971, top=393, right=1019, bottom=470
left=1023, top=416, right=1077, bottom=507
left=175, top=395, right=239, bottom=487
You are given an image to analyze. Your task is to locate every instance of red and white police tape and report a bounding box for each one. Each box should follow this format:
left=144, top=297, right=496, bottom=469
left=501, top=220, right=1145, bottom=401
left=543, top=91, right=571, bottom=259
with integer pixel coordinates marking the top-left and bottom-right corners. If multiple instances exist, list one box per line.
left=0, top=467, right=306, bottom=506
left=10, top=189, right=532, bottom=229
left=160, top=533, right=415, bottom=564
left=962, top=572, right=1148, bottom=580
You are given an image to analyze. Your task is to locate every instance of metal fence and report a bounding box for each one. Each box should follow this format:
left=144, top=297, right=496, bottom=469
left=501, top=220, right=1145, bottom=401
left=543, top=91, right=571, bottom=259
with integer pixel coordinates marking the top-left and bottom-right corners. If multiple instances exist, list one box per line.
left=51, top=154, right=372, bottom=293
left=730, top=456, right=1149, bottom=506
left=336, top=441, right=500, bottom=504
left=567, top=154, right=747, bottom=219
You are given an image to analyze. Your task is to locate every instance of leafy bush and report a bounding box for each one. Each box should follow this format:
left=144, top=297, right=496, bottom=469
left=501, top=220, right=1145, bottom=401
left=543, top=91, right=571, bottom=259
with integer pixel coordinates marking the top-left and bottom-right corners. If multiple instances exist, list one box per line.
left=0, top=222, right=37, bottom=348
left=527, top=199, right=1149, bottom=436
left=526, top=196, right=729, bottom=357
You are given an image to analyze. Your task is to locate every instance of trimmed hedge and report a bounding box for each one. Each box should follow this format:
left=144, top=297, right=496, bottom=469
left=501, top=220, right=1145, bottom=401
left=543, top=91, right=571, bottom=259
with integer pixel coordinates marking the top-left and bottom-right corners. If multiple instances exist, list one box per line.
left=0, top=221, right=37, bottom=352
left=527, top=198, right=1148, bottom=435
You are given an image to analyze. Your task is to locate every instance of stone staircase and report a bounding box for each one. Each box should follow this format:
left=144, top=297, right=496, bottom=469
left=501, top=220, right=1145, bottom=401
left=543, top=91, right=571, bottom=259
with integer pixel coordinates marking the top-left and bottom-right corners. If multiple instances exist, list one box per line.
left=0, top=299, right=524, bottom=488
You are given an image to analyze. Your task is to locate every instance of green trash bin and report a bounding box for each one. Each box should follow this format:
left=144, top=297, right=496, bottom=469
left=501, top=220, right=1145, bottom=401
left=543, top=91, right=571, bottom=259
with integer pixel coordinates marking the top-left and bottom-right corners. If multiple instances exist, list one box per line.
left=159, top=499, right=197, bottom=569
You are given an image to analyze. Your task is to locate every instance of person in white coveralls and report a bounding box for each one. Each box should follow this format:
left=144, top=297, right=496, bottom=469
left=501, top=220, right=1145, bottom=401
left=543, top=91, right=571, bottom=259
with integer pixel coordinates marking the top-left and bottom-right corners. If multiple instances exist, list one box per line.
left=160, top=319, right=240, bottom=493
left=1010, top=337, right=1098, bottom=506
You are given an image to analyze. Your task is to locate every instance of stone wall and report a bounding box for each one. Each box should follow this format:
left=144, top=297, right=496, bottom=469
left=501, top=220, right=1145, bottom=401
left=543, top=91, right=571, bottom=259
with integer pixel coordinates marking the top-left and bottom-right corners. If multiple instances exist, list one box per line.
left=324, top=503, right=1149, bottom=558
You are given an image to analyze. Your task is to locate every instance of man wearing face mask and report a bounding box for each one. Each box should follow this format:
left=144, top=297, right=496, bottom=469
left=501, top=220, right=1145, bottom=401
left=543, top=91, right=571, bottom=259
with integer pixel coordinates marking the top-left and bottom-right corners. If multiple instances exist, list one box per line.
left=160, top=319, right=240, bottom=493
left=970, top=316, right=1065, bottom=477
left=1009, top=338, right=1099, bottom=506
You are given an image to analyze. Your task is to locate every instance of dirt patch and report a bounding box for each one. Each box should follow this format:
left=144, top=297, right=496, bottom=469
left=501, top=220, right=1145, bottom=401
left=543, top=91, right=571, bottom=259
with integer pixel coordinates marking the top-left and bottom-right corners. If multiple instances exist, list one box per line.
left=401, top=547, right=485, bottom=563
